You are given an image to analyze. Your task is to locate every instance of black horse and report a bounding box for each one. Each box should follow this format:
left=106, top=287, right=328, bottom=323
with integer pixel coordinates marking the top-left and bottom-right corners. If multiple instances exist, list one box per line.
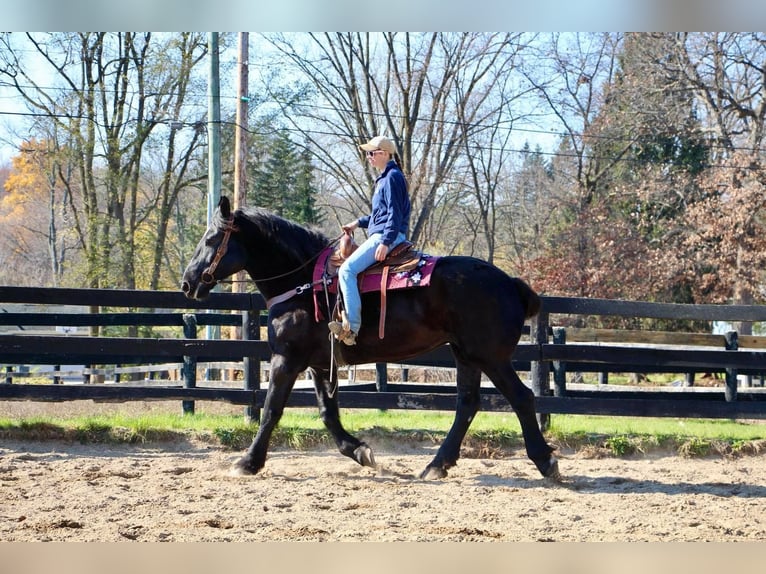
left=182, top=197, right=560, bottom=481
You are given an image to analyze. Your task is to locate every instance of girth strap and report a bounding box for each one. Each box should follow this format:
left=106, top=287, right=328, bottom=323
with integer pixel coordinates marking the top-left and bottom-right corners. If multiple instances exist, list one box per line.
left=379, top=266, right=390, bottom=339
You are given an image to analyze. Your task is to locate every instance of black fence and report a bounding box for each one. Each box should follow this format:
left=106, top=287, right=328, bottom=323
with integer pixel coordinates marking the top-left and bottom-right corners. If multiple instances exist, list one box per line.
left=2, top=286, right=766, bottom=422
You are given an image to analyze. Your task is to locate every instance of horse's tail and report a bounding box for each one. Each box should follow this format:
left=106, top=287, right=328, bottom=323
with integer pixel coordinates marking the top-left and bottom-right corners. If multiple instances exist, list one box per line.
left=513, top=277, right=541, bottom=319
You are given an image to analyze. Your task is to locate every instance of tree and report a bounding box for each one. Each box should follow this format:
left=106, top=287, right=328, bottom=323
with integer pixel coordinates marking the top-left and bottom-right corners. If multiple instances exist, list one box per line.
left=497, top=142, right=555, bottom=269
left=141, top=33, right=209, bottom=291
left=0, top=162, right=8, bottom=189
left=519, top=33, right=632, bottom=298
left=0, top=32, right=208, bottom=290
left=661, top=34, right=766, bottom=322
left=294, top=146, right=321, bottom=225
left=660, top=153, right=766, bottom=306
left=560, top=32, right=710, bottom=304
left=601, top=33, right=766, bottom=324
left=519, top=33, right=766, bottom=309
left=255, top=32, right=536, bottom=252
left=453, top=39, right=530, bottom=264
left=0, top=139, right=75, bottom=286
left=249, top=129, right=320, bottom=225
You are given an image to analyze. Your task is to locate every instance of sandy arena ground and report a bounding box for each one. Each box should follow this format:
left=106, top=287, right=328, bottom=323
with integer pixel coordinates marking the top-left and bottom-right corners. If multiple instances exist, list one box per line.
left=2, top=434, right=766, bottom=542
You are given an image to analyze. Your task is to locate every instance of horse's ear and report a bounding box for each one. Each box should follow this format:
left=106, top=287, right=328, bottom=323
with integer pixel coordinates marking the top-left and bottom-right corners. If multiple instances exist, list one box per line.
left=219, top=196, right=231, bottom=218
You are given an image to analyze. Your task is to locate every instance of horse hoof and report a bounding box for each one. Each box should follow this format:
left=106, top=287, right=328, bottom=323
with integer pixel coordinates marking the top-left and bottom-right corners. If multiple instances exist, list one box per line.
left=543, top=456, right=562, bottom=483
left=354, top=444, right=376, bottom=468
left=419, top=465, right=448, bottom=480
left=229, top=464, right=255, bottom=477
left=229, top=457, right=260, bottom=477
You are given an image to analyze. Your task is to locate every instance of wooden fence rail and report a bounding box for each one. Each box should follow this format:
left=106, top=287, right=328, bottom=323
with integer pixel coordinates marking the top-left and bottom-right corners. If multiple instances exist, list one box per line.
left=3, top=286, right=766, bottom=422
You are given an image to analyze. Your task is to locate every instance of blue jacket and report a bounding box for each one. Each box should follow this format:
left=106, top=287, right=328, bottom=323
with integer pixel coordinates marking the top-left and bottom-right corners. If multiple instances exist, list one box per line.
left=357, top=160, right=411, bottom=246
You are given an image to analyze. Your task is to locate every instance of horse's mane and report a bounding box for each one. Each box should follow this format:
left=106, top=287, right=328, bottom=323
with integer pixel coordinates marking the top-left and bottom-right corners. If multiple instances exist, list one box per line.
left=226, top=206, right=331, bottom=265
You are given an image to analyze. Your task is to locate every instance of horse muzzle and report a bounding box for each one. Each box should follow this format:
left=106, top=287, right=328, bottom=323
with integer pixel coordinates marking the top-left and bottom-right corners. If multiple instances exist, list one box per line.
left=181, top=278, right=211, bottom=301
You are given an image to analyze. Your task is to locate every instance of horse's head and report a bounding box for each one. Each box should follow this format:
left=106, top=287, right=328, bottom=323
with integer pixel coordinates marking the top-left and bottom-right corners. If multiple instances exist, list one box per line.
left=182, top=196, right=246, bottom=300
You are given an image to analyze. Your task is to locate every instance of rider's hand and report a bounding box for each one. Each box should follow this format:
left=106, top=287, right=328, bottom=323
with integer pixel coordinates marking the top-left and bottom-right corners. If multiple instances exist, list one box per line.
left=374, top=243, right=390, bottom=262
left=341, top=220, right=358, bottom=234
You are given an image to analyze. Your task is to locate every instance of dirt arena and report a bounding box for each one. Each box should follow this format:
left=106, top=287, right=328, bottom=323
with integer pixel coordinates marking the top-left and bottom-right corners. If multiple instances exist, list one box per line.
left=3, top=434, right=766, bottom=542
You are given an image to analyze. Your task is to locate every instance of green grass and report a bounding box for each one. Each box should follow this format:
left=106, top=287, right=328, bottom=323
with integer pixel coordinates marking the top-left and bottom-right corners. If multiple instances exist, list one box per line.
left=546, top=414, right=766, bottom=457
left=1, top=408, right=765, bottom=458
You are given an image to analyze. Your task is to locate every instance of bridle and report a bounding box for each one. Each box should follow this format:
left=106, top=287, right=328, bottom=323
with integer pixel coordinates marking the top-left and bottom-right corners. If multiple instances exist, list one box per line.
left=201, top=216, right=239, bottom=285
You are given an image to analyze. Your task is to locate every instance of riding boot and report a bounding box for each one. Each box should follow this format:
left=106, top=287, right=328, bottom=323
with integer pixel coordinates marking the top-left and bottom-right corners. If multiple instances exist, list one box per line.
left=328, top=312, right=357, bottom=345
left=328, top=322, right=357, bottom=345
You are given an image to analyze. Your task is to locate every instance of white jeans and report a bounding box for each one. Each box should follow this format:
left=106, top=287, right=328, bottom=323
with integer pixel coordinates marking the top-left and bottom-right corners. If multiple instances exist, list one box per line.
left=337, top=231, right=406, bottom=334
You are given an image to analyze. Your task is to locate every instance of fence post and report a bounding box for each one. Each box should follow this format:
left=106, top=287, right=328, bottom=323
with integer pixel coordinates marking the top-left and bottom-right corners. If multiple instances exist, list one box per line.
left=182, top=313, right=198, bottom=415
left=4, top=366, right=12, bottom=384
left=724, top=330, right=738, bottom=402
left=242, top=309, right=261, bottom=424
left=552, top=327, right=567, bottom=397
left=375, top=363, right=388, bottom=392
left=530, top=309, right=550, bottom=431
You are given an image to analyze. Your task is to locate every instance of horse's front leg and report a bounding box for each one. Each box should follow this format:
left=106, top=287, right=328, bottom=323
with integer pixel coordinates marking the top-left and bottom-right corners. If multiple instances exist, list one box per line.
left=233, top=354, right=299, bottom=475
left=311, top=366, right=376, bottom=468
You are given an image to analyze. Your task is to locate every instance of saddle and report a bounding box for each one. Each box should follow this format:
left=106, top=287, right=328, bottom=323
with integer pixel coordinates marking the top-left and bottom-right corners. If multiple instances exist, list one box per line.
left=321, top=235, right=426, bottom=339
left=328, top=238, right=420, bottom=276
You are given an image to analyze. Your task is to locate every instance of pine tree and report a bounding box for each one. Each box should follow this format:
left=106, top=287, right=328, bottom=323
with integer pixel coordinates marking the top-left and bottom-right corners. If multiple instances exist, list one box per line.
left=292, top=147, right=320, bottom=225
left=250, top=130, right=320, bottom=225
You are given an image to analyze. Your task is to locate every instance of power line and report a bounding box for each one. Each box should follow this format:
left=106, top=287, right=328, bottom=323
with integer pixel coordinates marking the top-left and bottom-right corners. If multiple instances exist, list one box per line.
left=4, top=71, right=765, bottom=156
left=1, top=108, right=758, bottom=174
left=2, top=83, right=763, bottom=161
left=1, top=92, right=763, bottom=172
left=2, top=102, right=763, bottom=156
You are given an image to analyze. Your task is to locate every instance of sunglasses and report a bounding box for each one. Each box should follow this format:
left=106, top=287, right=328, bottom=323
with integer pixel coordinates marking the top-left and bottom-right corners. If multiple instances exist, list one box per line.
left=366, top=150, right=385, bottom=158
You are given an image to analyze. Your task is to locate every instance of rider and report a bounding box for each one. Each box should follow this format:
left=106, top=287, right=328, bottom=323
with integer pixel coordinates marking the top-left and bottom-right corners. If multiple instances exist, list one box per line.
left=329, top=135, right=411, bottom=345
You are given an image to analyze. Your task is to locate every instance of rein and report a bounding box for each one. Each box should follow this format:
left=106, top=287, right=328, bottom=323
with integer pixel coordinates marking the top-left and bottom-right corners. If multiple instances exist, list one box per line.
left=250, top=235, right=341, bottom=284
left=203, top=213, right=343, bottom=299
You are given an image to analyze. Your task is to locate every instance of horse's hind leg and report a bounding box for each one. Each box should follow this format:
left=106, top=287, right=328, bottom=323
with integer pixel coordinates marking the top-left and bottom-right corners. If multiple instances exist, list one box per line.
left=485, top=362, right=560, bottom=480
left=312, top=366, right=376, bottom=468
left=420, top=359, right=482, bottom=480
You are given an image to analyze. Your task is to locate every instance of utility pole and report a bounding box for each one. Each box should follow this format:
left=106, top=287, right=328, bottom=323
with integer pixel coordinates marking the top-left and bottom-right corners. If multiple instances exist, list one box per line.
left=232, top=33, right=253, bottom=416
left=206, top=32, right=222, bottom=380
left=232, top=31, right=249, bottom=301
left=207, top=32, right=222, bottom=229
left=234, top=32, right=249, bottom=217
